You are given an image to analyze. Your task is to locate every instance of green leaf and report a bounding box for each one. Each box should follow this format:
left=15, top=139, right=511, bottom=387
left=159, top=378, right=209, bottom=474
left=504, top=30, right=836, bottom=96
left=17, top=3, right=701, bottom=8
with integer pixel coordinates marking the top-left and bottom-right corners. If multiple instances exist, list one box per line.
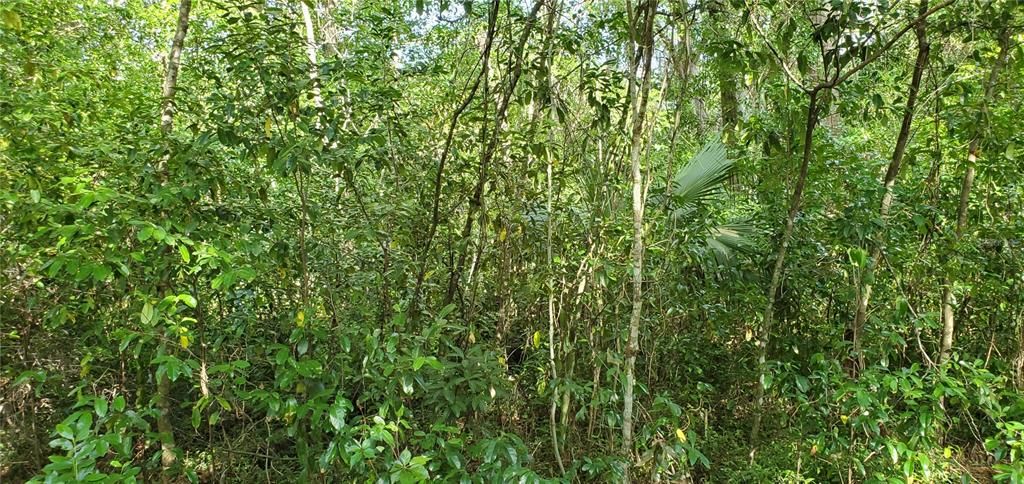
left=887, top=443, right=899, bottom=464
left=140, top=302, right=155, bottom=325
left=178, top=294, right=197, bottom=308
left=401, top=376, right=414, bottom=394
left=412, top=356, right=441, bottom=371
left=94, top=397, right=107, bottom=418
left=56, top=423, right=74, bottom=440
left=848, top=248, right=868, bottom=268
left=329, top=397, right=350, bottom=430
left=92, top=264, right=112, bottom=282
left=795, top=375, right=810, bottom=393
left=179, top=245, right=191, bottom=263
left=437, top=303, right=456, bottom=320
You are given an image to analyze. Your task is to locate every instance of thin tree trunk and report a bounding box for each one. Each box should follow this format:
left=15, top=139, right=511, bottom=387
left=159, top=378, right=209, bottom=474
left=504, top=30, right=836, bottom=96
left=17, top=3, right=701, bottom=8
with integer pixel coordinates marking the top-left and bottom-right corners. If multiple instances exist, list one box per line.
left=301, top=1, right=325, bottom=135
left=445, top=0, right=545, bottom=305
left=1016, top=306, right=1024, bottom=388
left=622, top=1, right=656, bottom=480
left=536, top=0, right=565, bottom=474
left=160, top=0, right=191, bottom=138
left=291, top=14, right=318, bottom=468
left=751, top=88, right=820, bottom=447
left=664, top=18, right=691, bottom=199
left=409, top=0, right=499, bottom=318
left=155, top=0, right=192, bottom=180
left=719, top=67, right=738, bottom=142
left=850, top=0, right=931, bottom=374
left=319, top=0, right=341, bottom=57
left=156, top=1, right=191, bottom=479
left=297, top=1, right=325, bottom=305
left=546, top=123, right=565, bottom=475
left=939, top=27, right=1011, bottom=364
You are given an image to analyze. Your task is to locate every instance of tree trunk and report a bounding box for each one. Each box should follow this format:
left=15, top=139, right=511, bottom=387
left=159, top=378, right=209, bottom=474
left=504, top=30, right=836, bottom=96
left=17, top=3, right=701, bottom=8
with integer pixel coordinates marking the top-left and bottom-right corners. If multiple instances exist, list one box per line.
left=319, top=0, right=341, bottom=57
left=719, top=66, right=738, bottom=141
left=536, top=0, right=566, bottom=474
left=939, top=27, right=1011, bottom=364
left=622, top=1, right=656, bottom=480
left=850, top=0, right=931, bottom=375
left=160, top=0, right=191, bottom=138
left=156, top=1, right=191, bottom=479
left=301, top=1, right=325, bottom=135
left=546, top=115, right=565, bottom=475
left=155, top=0, right=192, bottom=180
left=750, top=88, right=820, bottom=447
left=1016, top=306, right=1024, bottom=388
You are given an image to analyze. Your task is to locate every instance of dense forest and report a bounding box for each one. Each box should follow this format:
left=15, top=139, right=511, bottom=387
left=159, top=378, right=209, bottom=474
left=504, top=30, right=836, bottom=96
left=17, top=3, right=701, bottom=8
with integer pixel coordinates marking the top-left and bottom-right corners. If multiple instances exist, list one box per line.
left=2, top=0, right=1023, bottom=481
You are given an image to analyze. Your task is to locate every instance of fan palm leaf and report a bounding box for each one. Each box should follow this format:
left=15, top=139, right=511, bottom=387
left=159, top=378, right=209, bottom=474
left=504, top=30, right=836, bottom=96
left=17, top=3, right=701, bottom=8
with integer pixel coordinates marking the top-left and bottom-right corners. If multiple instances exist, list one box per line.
left=671, top=139, right=734, bottom=210
left=705, top=220, right=759, bottom=265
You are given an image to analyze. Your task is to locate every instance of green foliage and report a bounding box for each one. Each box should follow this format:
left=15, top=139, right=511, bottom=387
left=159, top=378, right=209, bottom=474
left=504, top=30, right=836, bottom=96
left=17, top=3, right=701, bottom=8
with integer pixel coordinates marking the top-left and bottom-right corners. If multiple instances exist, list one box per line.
left=2, top=0, right=1023, bottom=482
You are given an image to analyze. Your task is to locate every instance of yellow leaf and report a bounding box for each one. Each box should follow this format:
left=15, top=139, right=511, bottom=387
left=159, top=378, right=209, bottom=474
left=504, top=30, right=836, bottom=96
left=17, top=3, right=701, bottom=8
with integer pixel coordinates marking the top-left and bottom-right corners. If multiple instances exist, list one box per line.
left=532, top=330, right=542, bottom=349
left=840, top=415, right=849, bottom=424
left=296, top=381, right=306, bottom=394
left=264, top=116, right=273, bottom=138
left=2, top=11, right=22, bottom=31
left=468, top=331, right=476, bottom=344
left=296, top=310, right=305, bottom=328
left=179, top=334, right=190, bottom=349
left=745, top=327, right=753, bottom=341
left=499, top=227, right=507, bottom=242
left=944, top=447, right=952, bottom=459
left=676, top=428, right=687, bottom=443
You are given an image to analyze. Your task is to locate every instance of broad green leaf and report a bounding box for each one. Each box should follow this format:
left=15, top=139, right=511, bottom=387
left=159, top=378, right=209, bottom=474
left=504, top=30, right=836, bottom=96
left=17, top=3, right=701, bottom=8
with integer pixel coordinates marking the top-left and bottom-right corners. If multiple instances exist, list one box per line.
left=178, top=294, right=197, bottom=308
left=140, top=302, right=155, bottom=325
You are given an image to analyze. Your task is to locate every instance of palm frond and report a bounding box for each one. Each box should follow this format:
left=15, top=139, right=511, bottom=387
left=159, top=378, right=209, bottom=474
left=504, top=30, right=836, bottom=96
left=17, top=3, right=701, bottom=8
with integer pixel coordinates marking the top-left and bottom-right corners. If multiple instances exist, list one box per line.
left=705, top=220, right=759, bottom=265
left=671, top=139, right=734, bottom=209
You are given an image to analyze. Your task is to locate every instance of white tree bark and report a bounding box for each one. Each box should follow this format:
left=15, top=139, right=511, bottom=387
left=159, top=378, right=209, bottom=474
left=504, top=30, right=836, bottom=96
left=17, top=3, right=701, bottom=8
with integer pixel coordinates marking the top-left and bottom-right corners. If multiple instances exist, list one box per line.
left=156, top=0, right=192, bottom=179
left=622, top=1, right=656, bottom=481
